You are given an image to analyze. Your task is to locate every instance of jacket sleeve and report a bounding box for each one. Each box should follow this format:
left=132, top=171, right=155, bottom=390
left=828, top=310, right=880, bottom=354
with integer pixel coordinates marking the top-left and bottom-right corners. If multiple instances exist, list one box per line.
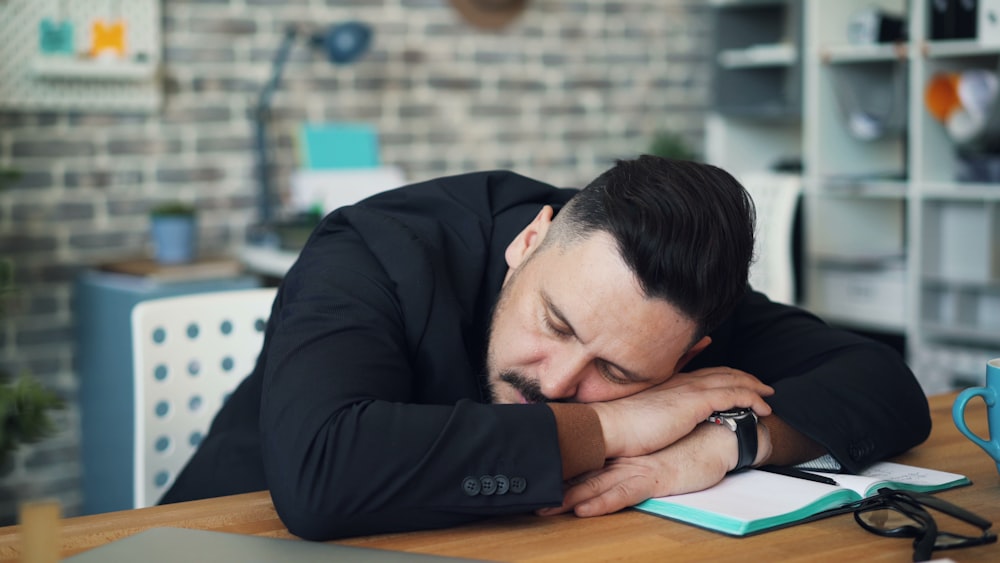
left=704, top=290, right=931, bottom=473
left=259, top=220, right=565, bottom=541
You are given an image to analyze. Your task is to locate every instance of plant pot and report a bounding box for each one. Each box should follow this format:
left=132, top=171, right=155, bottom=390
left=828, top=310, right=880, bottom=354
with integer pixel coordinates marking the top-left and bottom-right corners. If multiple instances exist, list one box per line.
left=150, top=215, right=197, bottom=264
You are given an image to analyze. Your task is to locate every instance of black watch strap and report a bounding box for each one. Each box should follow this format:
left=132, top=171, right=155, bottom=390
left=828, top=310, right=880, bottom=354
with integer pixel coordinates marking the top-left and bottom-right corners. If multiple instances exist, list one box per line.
left=707, top=408, right=758, bottom=472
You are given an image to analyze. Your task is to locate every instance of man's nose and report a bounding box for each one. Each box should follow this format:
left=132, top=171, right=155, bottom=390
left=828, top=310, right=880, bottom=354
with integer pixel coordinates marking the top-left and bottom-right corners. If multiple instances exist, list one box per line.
left=538, top=351, right=590, bottom=401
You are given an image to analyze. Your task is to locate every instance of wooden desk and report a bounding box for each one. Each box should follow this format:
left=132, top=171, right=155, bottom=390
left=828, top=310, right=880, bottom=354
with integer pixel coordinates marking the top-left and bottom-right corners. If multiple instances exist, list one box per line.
left=1, top=393, right=997, bottom=562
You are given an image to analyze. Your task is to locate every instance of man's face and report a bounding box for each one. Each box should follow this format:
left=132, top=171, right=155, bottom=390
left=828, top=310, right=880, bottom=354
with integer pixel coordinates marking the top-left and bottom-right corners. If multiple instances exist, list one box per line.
left=486, top=209, right=703, bottom=405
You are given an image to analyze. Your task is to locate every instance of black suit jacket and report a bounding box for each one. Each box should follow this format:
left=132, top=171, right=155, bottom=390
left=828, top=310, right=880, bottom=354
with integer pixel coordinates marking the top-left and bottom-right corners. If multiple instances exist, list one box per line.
left=162, top=171, right=930, bottom=540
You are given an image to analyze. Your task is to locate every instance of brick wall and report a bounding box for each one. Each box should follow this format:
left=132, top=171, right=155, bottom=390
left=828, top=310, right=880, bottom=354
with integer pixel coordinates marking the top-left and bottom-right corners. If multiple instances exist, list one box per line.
left=0, top=0, right=710, bottom=523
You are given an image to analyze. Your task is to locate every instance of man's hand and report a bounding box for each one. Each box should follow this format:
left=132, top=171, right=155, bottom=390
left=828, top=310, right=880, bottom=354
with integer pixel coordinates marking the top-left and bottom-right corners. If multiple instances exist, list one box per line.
left=539, top=422, right=735, bottom=517
left=589, top=366, right=774, bottom=459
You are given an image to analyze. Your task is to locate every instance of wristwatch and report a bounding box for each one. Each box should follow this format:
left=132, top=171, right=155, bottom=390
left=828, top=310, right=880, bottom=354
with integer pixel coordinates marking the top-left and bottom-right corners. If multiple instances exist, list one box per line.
left=706, top=408, right=758, bottom=472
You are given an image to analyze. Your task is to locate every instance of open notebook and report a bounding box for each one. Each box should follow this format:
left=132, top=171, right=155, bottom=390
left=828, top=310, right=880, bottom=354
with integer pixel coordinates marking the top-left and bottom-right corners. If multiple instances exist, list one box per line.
left=66, top=527, right=487, bottom=562
left=634, top=461, right=969, bottom=537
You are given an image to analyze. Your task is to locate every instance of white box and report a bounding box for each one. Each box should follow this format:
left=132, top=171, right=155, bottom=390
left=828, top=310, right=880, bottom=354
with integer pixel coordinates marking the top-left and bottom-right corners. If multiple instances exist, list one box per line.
left=980, top=0, right=1000, bottom=45
left=819, top=264, right=906, bottom=327
left=935, top=203, right=1000, bottom=282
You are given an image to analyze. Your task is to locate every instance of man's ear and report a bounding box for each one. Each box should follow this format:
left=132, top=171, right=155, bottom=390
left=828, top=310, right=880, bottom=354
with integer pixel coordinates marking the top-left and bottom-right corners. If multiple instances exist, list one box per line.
left=675, top=336, right=711, bottom=373
left=505, top=205, right=554, bottom=269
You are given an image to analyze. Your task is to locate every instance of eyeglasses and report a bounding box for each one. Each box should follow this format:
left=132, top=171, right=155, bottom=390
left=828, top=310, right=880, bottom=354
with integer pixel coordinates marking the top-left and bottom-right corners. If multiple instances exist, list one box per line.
left=845, top=487, right=996, bottom=562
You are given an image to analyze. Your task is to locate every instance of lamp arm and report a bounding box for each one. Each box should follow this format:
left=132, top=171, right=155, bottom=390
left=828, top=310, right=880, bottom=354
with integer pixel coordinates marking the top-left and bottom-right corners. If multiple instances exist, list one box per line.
left=256, top=26, right=299, bottom=114
left=253, top=26, right=299, bottom=226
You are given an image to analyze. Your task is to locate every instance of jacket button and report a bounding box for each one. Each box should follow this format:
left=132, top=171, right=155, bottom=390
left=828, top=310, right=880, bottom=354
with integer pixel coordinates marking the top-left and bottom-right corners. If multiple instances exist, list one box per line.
left=509, top=476, right=526, bottom=494
left=480, top=475, right=497, bottom=496
left=494, top=474, right=510, bottom=495
left=462, top=476, right=481, bottom=496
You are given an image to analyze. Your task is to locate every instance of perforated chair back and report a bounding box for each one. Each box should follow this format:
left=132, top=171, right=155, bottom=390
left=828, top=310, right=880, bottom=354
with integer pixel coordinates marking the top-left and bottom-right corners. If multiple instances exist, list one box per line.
left=741, top=172, right=802, bottom=305
left=131, top=287, right=276, bottom=508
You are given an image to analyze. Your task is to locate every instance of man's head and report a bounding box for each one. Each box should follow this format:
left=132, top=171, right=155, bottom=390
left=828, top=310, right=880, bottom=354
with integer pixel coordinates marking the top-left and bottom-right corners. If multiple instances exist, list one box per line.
left=487, top=155, right=756, bottom=405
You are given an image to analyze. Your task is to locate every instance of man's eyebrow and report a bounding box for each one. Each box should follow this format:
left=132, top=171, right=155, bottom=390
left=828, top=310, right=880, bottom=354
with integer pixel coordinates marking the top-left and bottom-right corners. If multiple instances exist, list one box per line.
left=541, top=291, right=651, bottom=384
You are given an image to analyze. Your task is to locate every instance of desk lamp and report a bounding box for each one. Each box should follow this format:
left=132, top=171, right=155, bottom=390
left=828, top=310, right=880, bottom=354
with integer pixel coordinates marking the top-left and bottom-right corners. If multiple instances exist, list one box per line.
left=251, top=22, right=373, bottom=245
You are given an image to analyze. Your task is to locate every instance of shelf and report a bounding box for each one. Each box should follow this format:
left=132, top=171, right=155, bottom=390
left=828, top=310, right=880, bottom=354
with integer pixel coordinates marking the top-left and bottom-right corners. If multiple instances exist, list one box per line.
left=821, top=43, right=907, bottom=63
left=923, top=40, right=1000, bottom=59
left=818, top=177, right=908, bottom=199
left=921, top=276, right=1000, bottom=290
left=921, top=323, right=1000, bottom=346
left=717, top=44, right=797, bottom=68
left=815, top=309, right=907, bottom=334
left=922, top=183, right=1000, bottom=200
left=31, top=57, right=158, bottom=81
left=713, top=105, right=800, bottom=121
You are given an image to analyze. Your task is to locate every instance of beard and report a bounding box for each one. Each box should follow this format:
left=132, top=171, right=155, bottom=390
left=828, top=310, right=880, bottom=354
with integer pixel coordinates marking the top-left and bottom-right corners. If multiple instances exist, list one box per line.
left=484, top=261, right=549, bottom=404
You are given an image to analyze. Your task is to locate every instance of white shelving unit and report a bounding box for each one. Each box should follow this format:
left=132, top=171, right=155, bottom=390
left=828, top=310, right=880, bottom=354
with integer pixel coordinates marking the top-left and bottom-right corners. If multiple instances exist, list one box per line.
left=708, top=0, right=1000, bottom=394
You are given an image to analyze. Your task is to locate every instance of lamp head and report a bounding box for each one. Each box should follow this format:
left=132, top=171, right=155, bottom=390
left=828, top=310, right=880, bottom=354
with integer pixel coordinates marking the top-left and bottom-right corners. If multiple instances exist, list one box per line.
left=311, top=21, right=373, bottom=65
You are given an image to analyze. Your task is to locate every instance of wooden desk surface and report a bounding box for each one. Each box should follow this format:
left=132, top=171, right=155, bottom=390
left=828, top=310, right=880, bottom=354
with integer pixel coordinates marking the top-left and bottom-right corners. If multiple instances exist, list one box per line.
left=1, top=392, right=997, bottom=562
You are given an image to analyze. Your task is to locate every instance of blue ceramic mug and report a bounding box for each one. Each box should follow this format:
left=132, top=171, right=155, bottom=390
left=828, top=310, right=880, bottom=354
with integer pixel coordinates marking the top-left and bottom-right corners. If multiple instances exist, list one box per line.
left=953, top=358, right=1000, bottom=473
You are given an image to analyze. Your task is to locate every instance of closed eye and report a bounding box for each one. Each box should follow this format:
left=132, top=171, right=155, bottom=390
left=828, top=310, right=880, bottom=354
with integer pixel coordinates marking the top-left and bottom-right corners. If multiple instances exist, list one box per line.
left=542, top=311, right=573, bottom=338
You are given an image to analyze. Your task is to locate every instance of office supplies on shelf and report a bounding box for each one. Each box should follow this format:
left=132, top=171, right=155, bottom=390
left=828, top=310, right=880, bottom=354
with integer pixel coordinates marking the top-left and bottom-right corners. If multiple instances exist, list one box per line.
left=633, top=461, right=969, bottom=537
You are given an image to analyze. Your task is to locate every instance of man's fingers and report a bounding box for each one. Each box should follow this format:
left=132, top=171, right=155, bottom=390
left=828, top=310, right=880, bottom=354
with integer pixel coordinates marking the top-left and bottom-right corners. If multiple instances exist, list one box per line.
left=573, top=477, right=647, bottom=517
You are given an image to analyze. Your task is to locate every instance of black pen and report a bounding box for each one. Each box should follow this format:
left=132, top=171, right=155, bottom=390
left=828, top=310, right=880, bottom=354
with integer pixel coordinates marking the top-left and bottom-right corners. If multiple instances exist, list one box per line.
left=757, top=465, right=839, bottom=486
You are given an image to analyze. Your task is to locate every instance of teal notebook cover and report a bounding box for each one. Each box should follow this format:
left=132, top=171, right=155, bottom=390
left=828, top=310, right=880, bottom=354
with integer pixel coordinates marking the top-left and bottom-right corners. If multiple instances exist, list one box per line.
left=298, top=123, right=380, bottom=170
left=633, top=461, right=970, bottom=537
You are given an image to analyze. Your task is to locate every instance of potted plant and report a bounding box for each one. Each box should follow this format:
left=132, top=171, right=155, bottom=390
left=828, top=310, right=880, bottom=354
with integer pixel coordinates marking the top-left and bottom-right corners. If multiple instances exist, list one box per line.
left=149, top=201, right=198, bottom=264
left=649, top=130, right=699, bottom=161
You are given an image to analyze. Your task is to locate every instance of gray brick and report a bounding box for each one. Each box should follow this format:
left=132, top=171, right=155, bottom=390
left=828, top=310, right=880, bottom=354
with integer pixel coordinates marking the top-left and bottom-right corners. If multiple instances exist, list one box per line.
left=15, top=326, right=74, bottom=348
left=196, top=135, right=253, bottom=153
left=67, top=113, right=149, bottom=127
left=428, top=77, right=482, bottom=90
left=188, top=18, right=257, bottom=35
left=192, top=77, right=259, bottom=94
left=5, top=171, right=55, bottom=190
left=498, top=79, right=547, bottom=92
left=162, top=104, right=232, bottom=124
left=355, top=76, right=415, bottom=91
left=399, top=104, right=439, bottom=119
left=22, top=294, right=61, bottom=317
left=469, top=104, right=520, bottom=117
left=11, top=202, right=96, bottom=222
left=26, top=263, right=86, bottom=285
left=563, top=78, right=615, bottom=90
left=64, top=169, right=143, bottom=188
left=11, top=141, right=95, bottom=158
left=25, top=444, right=79, bottom=471
left=67, top=231, right=133, bottom=250
left=107, top=198, right=157, bottom=217
left=0, top=235, right=58, bottom=254
left=107, top=137, right=183, bottom=156
left=156, top=166, right=225, bottom=184
left=164, top=46, right=237, bottom=63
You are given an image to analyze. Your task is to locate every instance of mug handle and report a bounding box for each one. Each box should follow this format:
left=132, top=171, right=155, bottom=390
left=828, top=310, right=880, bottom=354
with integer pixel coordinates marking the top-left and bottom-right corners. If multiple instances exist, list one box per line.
left=953, top=387, right=998, bottom=453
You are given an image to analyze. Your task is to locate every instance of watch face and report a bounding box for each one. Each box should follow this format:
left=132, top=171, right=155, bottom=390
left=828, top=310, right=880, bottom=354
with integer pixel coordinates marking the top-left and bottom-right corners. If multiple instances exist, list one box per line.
left=716, top=407, right=753, bottom=418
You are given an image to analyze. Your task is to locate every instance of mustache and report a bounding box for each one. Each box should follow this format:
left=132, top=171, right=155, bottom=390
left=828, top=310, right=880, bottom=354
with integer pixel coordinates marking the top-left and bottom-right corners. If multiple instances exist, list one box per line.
left=499, top=371, right=554, bottom=404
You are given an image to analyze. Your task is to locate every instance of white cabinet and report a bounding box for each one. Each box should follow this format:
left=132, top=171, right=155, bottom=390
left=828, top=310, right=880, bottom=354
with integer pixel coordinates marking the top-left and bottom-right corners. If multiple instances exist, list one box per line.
left=708, top=0, right=1000, bottom=393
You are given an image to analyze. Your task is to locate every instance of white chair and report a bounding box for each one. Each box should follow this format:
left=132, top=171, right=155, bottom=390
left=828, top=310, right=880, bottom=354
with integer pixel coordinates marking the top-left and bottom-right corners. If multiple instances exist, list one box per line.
left=740, top=172, right=802, bottom=305
left=131, top=287, right=277, bottom=508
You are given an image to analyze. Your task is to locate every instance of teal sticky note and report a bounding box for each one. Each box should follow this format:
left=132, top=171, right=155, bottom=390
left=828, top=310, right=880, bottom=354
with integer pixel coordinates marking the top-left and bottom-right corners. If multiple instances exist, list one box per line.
left=39, top=18, right=75, bottom=55
left=298, top=123, right=380, bottom=170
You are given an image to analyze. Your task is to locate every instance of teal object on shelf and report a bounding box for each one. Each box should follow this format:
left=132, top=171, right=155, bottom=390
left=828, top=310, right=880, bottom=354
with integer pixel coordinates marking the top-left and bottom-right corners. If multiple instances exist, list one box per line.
left=39, top=18, right=74, bottom=54
left=298, top=123, right=380, bottom=170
